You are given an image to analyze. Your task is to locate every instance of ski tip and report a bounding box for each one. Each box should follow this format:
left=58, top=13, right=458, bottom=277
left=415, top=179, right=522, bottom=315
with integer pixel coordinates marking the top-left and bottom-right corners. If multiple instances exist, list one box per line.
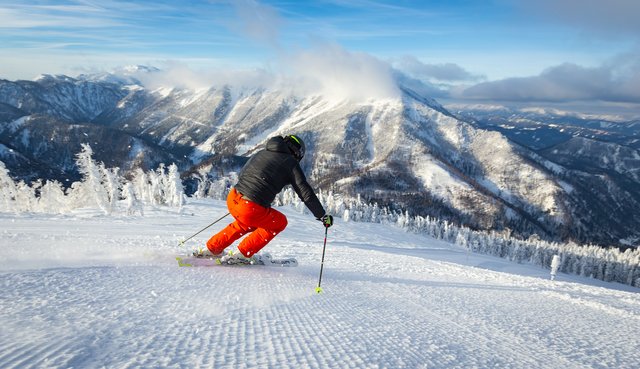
left=175, top=257, right=192, bottom=267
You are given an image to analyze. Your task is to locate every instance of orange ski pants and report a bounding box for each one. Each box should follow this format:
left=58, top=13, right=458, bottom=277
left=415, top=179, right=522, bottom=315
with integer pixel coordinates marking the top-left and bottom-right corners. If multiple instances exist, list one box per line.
left=206, top=188, right=288, bottom=257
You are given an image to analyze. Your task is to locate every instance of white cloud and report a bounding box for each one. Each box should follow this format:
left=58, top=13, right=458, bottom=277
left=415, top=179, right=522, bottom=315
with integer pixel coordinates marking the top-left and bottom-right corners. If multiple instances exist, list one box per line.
left=0, top=3, right=124, bottom=29
left=394, top=55, right=484, bottom=82
left=123, top=43, right=401, bottom=103
left=1, top=0, right=402, bottom=103
left=282, top=42, right=400, bottom=102
left=220, top=1, right=401, bottom=102
left=457, top=52, right=640, bottom=103
left=128, top=61, right=277, bottom=91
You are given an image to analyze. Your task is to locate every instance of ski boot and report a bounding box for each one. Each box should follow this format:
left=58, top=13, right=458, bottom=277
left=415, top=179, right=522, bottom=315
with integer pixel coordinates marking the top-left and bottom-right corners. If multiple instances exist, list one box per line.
left=220, top=251, right=256, bottom=265
left=192, top=247, right=222, bottom=259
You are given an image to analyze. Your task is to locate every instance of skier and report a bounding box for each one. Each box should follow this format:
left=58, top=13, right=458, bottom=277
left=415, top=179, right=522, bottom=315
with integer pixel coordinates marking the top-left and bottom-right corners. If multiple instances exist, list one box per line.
left=202, top=135, right=333, bottom=263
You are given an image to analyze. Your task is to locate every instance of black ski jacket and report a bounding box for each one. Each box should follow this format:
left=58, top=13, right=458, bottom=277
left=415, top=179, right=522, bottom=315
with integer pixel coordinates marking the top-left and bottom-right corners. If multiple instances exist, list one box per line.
left=234, top=136, right=326, bottom=219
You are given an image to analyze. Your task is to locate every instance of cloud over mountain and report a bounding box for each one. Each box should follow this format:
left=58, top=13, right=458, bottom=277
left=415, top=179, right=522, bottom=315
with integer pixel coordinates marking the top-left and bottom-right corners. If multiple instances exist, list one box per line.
left=457, top=53, right=640, bottom=104
left=395, top=56, right=483, bottom=82
left=116, top=43, right=401, bottom=103
left=283, top=43, right=400, bottom=102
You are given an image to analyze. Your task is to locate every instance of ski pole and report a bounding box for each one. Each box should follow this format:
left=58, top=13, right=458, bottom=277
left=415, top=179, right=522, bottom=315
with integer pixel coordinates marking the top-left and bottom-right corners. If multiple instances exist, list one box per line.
left=179, top=212, right=230, bottom=246
left=315, top=226, right=329, bottom=294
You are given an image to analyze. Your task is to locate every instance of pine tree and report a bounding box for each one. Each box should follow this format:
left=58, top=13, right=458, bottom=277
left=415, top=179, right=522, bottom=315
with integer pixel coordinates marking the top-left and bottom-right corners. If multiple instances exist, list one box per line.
left=343, top=209, right=351, bottom=222
left=122, top=182, right=144, bottom=216
left=101, top=164, right=122, bottom=214
left=132, top=168, right=151, bottom=204
left=150, top=164, right=165, bottom=205
left=165, top=163, right=185, bottom=208
left=38, top=180, right=67, bottom=213
left=15, top=181, right=36, bottom=212
left=74, top=144, right=110, bottom=214
left=0, top=161, right=17, bottom=212
left=193, top=176, right=208, bottom=199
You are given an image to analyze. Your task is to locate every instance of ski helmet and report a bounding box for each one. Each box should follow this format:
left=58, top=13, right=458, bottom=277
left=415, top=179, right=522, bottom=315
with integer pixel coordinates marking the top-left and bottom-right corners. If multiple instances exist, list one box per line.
left=284, top=134, right=305, bottom=160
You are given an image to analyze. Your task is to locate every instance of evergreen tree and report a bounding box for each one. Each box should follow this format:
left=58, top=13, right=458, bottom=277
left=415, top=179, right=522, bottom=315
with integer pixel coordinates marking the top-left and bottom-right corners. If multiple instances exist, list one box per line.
left=122, top=182, right=144, bottom=216
left=74, top=144, right=110, bottom=214
left=101, top=164, right=122, bottom=214
left=166, top=164, right=185, bottom=208
left=132, top=168, right=151, bottom=204
left=14, top=181, right=36, bottom=213
left=38, top=180, right=67, bottom=213
left=0, top=161, right=17, bottom=212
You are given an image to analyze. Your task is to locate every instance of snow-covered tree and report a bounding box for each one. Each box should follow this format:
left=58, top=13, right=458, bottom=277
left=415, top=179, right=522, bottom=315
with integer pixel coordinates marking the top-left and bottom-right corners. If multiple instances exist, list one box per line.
left=131, top=168, right=151, bottom=204
left=193, top=176, right=208, bottom=199
left=550, top=254, right=561, bottom=280
left=37, top=180, right=68, bottom=213
left=14, top=180, right=36, bottom=212
left=101, top=164, right=122, bottom=214
left=122, top=182, right=144, bottom=216
left=343, top=209, right=351, bottom=222
left=165, top=164, right=185, bottom=208
left=149, top=164, right=164, bottom=205
left=0, top=161, right=18, bottom=212
left=74, top=144, right=110, bottom=214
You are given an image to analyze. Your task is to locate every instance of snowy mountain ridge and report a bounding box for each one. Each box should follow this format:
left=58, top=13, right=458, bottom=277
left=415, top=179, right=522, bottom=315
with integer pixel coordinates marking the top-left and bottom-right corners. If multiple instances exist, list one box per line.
left=0, top=71, right=639, bottom=247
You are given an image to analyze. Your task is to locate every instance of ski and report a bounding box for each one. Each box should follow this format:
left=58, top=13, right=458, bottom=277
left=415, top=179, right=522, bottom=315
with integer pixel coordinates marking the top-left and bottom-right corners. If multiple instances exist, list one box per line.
left=176, top=254, right=298, bottom=267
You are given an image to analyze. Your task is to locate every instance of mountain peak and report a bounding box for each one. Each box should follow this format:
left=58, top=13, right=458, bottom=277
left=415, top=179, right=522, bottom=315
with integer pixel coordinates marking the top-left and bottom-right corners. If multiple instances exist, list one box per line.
left=34, top=74, right=77, bottom=83
left=1, top=73, right=638, bottom=247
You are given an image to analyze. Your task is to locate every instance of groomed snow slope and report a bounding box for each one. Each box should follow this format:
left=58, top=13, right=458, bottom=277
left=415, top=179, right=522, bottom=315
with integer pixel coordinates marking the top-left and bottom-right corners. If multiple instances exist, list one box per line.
left=1, top=199, right=638, bottom=369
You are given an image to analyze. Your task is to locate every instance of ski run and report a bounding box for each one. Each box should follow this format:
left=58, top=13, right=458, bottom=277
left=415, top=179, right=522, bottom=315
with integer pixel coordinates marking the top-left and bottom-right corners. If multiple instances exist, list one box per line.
left=1, top=199, right=639, bottom=369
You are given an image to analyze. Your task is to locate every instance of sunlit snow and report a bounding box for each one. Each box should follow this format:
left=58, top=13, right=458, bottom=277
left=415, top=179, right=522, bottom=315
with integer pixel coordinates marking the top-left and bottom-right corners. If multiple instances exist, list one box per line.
left=1, top=199, right=638, bottom=369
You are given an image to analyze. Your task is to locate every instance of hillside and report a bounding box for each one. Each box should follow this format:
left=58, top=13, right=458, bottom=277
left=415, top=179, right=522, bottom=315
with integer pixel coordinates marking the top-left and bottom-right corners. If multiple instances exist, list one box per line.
left=1, top=72, right=640, bottom=246
left=0, top=199, right=638, bottom=368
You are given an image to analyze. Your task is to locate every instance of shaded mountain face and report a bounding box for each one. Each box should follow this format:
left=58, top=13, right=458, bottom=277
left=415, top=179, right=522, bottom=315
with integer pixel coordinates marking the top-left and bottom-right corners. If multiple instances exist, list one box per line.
left=0, top=75, right=180, bottom=182
left=1, top=73, right=639, bottom=247
left=449, top=106, right=640, bottom=247
left=451, top=106, right=640, bottom=151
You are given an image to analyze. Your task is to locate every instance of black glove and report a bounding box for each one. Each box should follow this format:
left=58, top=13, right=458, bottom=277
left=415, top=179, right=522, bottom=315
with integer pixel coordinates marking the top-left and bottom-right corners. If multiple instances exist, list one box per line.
left=319, top=214, right=334, bottom=228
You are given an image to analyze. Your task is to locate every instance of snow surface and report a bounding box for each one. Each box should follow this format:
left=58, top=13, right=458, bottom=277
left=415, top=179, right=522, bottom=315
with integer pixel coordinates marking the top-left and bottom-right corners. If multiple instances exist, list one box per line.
left=1, top=199, right=639, bottom=369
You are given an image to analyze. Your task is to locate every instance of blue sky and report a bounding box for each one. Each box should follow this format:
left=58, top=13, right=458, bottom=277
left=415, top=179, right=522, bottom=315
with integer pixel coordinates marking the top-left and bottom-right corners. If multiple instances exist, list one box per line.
left=2, top=0, right=639, bottom=110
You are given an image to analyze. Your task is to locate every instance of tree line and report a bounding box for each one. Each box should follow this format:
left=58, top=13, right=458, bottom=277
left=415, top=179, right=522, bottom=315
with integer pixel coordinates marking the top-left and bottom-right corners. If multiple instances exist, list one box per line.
left=1, top=147, right=638, bottom=287
left=0, top=144, right=184, bottom=215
